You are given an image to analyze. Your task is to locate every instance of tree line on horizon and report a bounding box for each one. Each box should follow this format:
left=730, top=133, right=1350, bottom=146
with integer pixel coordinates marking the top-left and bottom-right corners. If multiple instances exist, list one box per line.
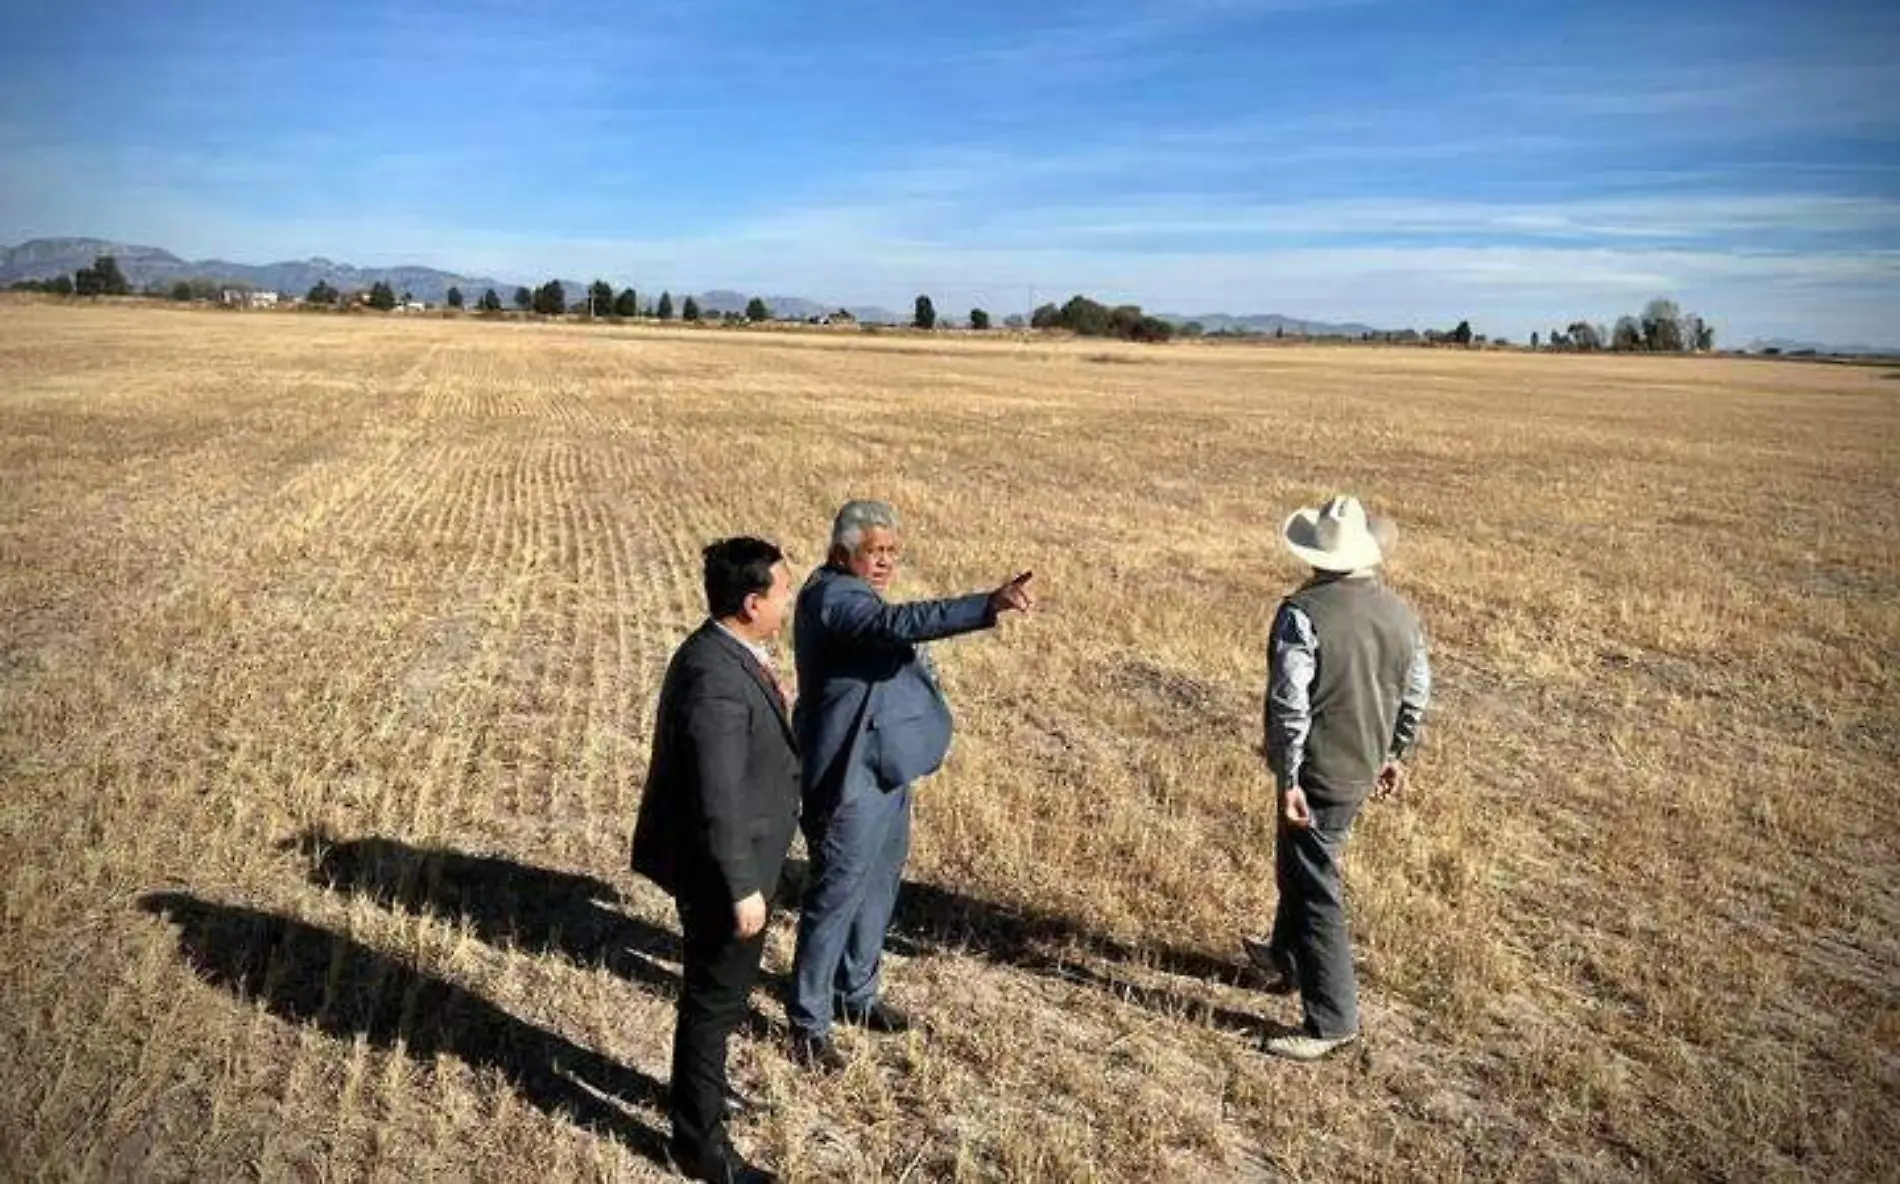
left=7, top=254, right=133, bottom=298
left=1534, top=299, right=1716, bottom=353
left=9, top=256, right=1720, bottom=353
left=1027, top=295, right=1176, bottom=342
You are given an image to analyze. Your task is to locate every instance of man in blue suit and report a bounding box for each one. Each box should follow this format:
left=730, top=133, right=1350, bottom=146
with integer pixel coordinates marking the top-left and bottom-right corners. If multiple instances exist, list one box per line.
left=787, top=499, right=1033, bottom=1068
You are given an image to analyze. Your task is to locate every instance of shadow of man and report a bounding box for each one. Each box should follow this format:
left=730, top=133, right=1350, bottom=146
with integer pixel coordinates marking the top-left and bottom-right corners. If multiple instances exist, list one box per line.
left=777, top=859, right=1273, bottom=1037
left=139, top=892, right=670, bottom=1163
left=281, top=830, right=682, bottom=993
left=281, top=833, right=787, bottom=1035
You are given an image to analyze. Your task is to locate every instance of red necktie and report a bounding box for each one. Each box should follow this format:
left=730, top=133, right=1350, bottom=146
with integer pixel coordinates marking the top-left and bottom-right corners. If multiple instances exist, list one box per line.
left=757, top=651, right=792, bottom=712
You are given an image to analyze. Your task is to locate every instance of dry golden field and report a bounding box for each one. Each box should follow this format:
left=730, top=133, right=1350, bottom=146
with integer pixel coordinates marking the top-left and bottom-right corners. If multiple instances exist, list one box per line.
left=1, top=299, right=1896, bottom=1181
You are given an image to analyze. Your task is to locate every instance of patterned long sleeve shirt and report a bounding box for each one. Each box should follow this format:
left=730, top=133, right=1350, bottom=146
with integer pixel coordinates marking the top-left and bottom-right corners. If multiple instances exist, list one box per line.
left=1264, top=602, right=1432, bottom=792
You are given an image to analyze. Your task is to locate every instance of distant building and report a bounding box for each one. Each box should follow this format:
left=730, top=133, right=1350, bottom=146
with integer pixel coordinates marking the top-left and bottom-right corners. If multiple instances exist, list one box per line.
left=221, top=289, right=278, bottom=309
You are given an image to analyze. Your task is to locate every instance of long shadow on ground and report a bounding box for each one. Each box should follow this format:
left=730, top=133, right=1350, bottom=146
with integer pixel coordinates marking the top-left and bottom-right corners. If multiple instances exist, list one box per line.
left=778, top=859, right=1281, bottom=1038
left=282, top=830, right=682, bottom=993
left=281, top=831, right=783, bottom=1031
left=278, top=832, right=1279, bottom=1041
left=138, top=892, right=670, bottom=1165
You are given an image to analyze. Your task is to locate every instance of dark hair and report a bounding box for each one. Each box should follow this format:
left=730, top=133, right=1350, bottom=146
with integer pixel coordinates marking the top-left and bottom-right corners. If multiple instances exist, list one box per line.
left=703, top=536, right=783, bottom=619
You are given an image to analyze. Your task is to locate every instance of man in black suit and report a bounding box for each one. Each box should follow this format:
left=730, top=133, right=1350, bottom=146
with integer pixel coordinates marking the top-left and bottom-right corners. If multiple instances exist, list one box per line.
left=632, top=537, right=800, bottom=1183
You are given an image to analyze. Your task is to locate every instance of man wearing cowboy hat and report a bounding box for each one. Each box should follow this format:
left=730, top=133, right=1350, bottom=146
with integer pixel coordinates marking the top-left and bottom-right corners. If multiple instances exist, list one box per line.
left=1244, top=494, right=1431, bottom=1061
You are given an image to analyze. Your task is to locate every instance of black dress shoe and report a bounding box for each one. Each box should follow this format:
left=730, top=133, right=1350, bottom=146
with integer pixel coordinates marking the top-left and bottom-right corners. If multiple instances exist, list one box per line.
left=1240, top=935, right=1298, bottom=995
left=666, top=1138, right=776, bottom=1183
left=790, top=1032, right=848, bottom=1073
left=836, top=998, right=912, bottom=1033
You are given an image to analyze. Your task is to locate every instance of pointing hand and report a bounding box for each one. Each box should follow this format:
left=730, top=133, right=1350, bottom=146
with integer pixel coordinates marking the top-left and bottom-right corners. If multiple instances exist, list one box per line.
left=990, top=570, right=1035, bottom=615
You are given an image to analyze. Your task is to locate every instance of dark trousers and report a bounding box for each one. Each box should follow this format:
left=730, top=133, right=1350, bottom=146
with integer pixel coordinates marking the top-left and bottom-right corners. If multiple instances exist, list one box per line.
left=788, top=778, right=913, bottom=1038
left=670, top=891, right=767, bottom=1158
left=1267, top=799, right=1362, bottom=1040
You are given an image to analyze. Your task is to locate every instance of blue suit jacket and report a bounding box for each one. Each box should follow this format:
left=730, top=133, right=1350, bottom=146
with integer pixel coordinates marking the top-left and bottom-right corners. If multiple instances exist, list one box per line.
left=792, top=565, right=995, bottom=804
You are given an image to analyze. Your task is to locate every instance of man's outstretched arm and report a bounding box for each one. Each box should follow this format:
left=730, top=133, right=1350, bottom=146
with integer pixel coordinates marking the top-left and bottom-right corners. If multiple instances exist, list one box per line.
left=818, top=571, right=1032, bottom=646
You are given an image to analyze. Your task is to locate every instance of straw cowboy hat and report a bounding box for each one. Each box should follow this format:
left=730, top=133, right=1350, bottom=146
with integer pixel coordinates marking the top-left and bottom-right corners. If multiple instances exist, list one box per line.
left=1282, top=494, right=1386, bottom=572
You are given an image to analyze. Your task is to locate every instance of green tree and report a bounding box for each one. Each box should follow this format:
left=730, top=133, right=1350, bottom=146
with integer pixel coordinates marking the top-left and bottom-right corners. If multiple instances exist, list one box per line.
left=1450, top=319, right=1474, bottom=346
left=588, top=279, right=614, bottom=316
left=1530, top=330, right=1540, bottom=350
left=682, top=295, right=701, bottom=322
left=170, top=280, right=194, bottom=302
left=446, top=286, right=464, bottom=309
left=1060, top=295, right=1110, bottom=336
left=1101, top=304, right=1172, bottom=342
left=913, top=295, right=937, bottom=330
left=968, top=307, right=990, bottom=330
left=368, top=281, right=397, bottom=311
left=49, top=274, right=74, bottom=296
left=745, top=296, right=769, bottom=322
left=478, top=288, right=503, bottom=313
left=1030, top=302, right=1060, bottom=329
left=306, top=279, right=340, bottom=305
left=533, top=281, right=566, bottom=316
left=613, top=287, right=639, bottom=317
left=657, top=291, right=674, bottom=320
left=1133, top=315, right=1174, bottom=343
left=1611, top=315, right=1644, bottom=352
left=513, top=286, right=532, bottom=311
left=90, top=255, right=129, bottom=296
left=73, top=267, right=102, bottom=297
left=1641, top=297, right=1684, bottom=352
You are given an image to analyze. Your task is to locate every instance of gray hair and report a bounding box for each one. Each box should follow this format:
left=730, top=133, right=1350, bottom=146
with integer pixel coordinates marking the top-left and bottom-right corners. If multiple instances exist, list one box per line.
left=830, top=499, right=900, bottom=555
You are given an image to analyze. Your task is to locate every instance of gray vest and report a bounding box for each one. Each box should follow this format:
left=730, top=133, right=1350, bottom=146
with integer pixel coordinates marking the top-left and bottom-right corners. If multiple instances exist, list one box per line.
left=1284, top=577, right=1420, bottom=805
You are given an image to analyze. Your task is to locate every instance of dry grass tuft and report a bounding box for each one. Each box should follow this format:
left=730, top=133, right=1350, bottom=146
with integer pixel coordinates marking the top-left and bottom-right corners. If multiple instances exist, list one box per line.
left=2, top=301, right=1896, bottom=1180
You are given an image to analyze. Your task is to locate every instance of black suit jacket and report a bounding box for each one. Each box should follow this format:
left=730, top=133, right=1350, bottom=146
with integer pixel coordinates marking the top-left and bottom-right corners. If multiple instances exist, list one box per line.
left=631, top=622, right=801, bottom=905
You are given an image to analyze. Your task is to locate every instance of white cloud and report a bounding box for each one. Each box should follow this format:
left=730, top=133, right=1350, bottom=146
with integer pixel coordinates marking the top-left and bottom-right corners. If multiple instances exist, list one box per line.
left=1039, top=194, right=1900, bottom=243
left=326, top=221, right=1897, bottom=348
left=1484, top=52, right=1900, bottom=137
left=5, top=135, right=1895, bottom=348
left=966, top=0, right=1379, bottom=79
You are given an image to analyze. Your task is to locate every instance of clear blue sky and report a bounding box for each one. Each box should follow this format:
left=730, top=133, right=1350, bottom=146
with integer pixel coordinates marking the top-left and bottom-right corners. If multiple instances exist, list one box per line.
left=3, top=0, right=1896, bottom=343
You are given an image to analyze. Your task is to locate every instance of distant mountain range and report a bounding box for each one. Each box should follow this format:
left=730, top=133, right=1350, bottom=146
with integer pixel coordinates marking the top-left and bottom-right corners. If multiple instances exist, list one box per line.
left=1743, top=337, right=1899, bottom=357
left=2, top=237, right=508, bottom=306
left=5, top=235, right=1612, bottom=340
left=691, top=289, right=903, bottom=325
left=1157, top=311, right=1384, bottom=337
left=0, top=237, right=914, bottom=322
left=1, top=236, right=1407, bottom=334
